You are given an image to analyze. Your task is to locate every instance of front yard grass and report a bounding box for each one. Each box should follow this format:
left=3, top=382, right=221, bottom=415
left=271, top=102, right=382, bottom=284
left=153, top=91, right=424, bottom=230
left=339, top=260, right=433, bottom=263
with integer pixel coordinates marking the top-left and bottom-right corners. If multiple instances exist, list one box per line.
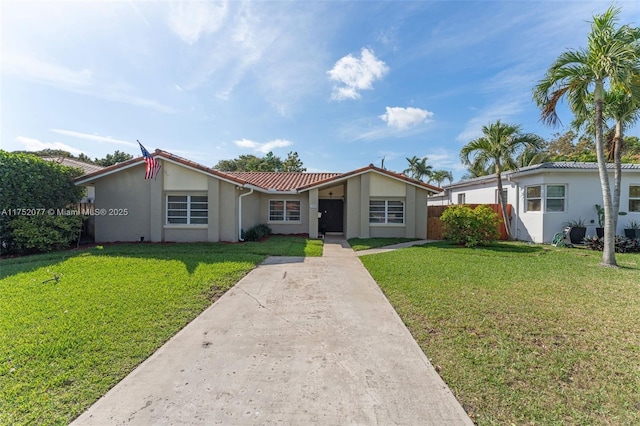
left=348, top=237, right=418, bottom=251
left=0, top=236, right=322, bottom=425
left=359, top=241, right=640, bottom=425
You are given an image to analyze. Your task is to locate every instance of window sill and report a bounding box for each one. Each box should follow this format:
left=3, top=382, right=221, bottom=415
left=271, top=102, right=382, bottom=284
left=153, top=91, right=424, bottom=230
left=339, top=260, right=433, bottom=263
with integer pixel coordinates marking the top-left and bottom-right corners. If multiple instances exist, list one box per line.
left=268, top=220, right=302, bottom=225
left=369, top=223, right=405, bottom=227
left=164, top=224, right=208, bottom=229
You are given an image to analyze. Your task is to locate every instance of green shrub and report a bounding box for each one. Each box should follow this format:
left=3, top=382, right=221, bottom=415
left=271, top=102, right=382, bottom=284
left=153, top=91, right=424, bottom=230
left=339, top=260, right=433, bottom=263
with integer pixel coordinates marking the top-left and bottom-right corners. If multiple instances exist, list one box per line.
left=241, top=223, right=271, bottom=242
left=0, top=150, right=85, bottom=255
left=440, top=204, right=501, bottom=247
left=9, top=214, right=84, bottom=254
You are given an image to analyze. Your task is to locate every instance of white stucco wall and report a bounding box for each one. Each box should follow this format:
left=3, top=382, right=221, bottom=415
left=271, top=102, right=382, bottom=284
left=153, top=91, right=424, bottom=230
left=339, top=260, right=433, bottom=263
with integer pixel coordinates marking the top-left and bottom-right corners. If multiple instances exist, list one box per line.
left=445, top=169, right=640, bottom=244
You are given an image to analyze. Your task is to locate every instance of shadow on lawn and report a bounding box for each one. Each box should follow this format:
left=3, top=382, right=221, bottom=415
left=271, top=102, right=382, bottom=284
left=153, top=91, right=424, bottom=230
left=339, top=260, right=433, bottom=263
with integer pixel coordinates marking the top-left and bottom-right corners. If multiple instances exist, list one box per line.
left=418, top=241, right=546, bottom=254
left=0, top=236, right=318, bottom=279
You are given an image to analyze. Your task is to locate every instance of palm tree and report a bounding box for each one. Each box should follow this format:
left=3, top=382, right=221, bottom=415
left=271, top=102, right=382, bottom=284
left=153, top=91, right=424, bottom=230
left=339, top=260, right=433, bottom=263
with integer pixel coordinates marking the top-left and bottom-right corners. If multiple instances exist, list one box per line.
left=572, top=86, right=640, bottom=231
left=516, top=143, right=551, bottom=168
left=429, top=169, right=454, bottom=187
left=403, top=156, right=432, bottom=181
left=533, top=6, right=640, bottom=267
left=460, top=120, right=544, bottom=240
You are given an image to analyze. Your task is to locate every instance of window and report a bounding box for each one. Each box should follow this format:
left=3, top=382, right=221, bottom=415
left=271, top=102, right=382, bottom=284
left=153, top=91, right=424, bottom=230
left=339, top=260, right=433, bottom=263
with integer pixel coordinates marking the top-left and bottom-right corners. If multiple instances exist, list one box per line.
left=369, top=200, right=404, bottom=224
left=167, top=195, right=208, bottom=225
left=525, top=185, right=566, bottom=212
left=269, top=200, right=301, bottom=222
left=495, top=189, right=508, bottom=204
left=546, top=185, right=566, bottom=212
left=526, top=186, right=541, bottom=211
left=630, top=186, right=640, bottom=212
left=457, top=193, right=466, bottom=204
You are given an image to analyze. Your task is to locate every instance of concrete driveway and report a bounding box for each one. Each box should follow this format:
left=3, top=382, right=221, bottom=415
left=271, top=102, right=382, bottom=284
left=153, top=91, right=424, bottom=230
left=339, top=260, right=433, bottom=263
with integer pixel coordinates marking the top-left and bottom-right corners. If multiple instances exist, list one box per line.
left=72, top=237, right=472, bottom=425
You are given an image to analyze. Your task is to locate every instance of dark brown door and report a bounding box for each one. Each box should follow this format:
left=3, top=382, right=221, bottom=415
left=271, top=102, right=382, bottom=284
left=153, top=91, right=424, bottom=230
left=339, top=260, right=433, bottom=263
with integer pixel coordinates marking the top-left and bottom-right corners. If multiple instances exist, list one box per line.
left=319, top=199, right=344, bottom=233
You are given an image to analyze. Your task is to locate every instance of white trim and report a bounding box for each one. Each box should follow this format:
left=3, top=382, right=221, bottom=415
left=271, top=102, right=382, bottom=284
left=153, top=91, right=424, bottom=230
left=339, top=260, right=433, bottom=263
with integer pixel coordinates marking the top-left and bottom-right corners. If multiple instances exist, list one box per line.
left=369, top=199, right=405, bottom=225
left=166, top=193, right=208, bottom=225
left=163, top=225, right=207, bottom=230
left=75, top=160, right=146, bottom=184
left=268, top=199, right=302, bottom=222
left=523, top=184, right=567, bottom=213
left=302, top=169, right=440, bottom=194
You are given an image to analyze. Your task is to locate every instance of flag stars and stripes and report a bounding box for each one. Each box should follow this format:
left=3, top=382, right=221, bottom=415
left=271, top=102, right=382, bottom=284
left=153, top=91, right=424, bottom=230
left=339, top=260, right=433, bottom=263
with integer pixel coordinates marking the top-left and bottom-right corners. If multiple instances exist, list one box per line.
left=138, top=140, right=161, bottom=180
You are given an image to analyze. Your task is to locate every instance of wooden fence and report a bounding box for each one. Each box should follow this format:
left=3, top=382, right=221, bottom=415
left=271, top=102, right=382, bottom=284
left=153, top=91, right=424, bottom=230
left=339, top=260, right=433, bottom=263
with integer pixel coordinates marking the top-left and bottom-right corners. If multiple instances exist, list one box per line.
left=427, top=204, right=513, bottom=240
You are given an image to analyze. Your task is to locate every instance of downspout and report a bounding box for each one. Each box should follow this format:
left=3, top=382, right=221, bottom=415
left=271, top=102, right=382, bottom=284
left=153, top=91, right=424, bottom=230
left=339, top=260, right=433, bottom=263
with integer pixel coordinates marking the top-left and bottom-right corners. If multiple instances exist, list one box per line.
left=238, top=187, right=254, bottom=242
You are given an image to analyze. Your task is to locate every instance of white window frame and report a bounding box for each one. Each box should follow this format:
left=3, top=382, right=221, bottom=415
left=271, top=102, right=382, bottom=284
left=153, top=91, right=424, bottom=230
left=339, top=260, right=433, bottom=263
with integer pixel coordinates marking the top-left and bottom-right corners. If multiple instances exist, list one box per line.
left=166, top=194, right=208, bottom=225
left=524, top=184, right=566, bottom=213
left=525, top=185, right=542, bottom=212
left=629, top=185, right=640, bottom=212
left=269, top=199, right=301, bottom=223
left=369, top=200, right=405, bottom=225
left=545, top=184, right=566, bottom=212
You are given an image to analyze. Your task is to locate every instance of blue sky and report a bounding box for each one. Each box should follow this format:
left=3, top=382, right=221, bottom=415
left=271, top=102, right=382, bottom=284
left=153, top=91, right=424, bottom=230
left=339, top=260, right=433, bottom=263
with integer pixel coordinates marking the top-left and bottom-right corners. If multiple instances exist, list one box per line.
left=2, top=1, right=639, bottom=182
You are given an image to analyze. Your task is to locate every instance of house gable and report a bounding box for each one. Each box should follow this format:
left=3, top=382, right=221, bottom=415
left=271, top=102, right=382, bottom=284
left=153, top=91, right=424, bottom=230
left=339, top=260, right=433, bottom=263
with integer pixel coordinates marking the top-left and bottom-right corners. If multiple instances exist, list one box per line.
left=76, top=150, right=440, bottom=243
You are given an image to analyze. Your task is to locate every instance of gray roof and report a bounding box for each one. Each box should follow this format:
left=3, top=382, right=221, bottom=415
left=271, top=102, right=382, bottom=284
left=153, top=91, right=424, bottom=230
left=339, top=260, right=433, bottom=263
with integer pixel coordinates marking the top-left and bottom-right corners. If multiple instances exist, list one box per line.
left=519, top=161, right=640, bottom=171
left=446, top=162, right=640, bottom=190
left=43, top=157, right=105, bottom=175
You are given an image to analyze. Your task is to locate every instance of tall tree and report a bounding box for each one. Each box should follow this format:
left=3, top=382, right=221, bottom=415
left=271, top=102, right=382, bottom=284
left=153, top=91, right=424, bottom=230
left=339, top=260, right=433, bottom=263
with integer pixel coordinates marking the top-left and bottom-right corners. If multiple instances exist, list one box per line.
left=428, top=169, right=454, bottom=187
left=460, top=120, right=544, bottom=240
left=516, top=143, right=552, bottom=167
left=606, top=88, right=640, bottom=230
left=213, top=151, right=306, bottom=172
left=95, top=150, right=133, bottom=167
left=403, top=156, right=432, bottom=181
left=281, top=151, right=306, bottom=172
left=573, top=87, right=640, bottom=231
left=533, top=6, right=640, bottom=267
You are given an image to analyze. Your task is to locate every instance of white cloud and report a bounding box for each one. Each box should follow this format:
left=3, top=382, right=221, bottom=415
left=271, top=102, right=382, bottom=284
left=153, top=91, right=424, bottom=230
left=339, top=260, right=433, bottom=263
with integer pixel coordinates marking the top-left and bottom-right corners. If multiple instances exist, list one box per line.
left=380, top=107, right=433, bottom=130
left=167, top=0, right=229, bottom=44
left=234, top=138, right=293, bottom=154
left=327, top=48, right=389, bottom=101
left=49, top=129, right=138, bottom=147
left=1, top=53, right=92, bottom=87
left=17, top=136, right=84, bottom=155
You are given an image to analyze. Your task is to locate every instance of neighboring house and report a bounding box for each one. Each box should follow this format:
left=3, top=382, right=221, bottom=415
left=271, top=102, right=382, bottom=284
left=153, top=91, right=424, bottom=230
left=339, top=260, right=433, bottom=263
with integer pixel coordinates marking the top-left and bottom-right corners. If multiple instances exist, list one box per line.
left=74, top=150, right=441, bottom=243
left=43, top=157, right=105, bottom=203
left=428, top=162, right=640, bottom=243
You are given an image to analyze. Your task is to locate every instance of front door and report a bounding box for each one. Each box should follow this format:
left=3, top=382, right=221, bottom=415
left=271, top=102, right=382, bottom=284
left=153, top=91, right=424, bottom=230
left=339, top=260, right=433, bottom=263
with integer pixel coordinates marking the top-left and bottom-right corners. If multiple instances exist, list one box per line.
left=319, top=199, right=344, bottom=233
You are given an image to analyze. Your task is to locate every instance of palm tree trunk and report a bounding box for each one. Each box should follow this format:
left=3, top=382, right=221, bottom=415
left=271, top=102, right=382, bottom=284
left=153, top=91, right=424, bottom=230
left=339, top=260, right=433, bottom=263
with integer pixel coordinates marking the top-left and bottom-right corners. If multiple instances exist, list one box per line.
left=612, top=120, right=623, bottom=231
left=594, top=82, right=617, bottom=267
left=495, top=171, right=513, bottom=240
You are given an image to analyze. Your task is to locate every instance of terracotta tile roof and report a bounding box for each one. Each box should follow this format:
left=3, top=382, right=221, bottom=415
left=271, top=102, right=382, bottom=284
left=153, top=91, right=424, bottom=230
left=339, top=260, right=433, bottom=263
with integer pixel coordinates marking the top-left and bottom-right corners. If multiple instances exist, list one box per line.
left=74, top=150, right=442, bottom=194
left=75, top=150, right=247, bottom=185
left=298, top=164, right=443, bottom=193
left=223, top=172, right=341, bottom=191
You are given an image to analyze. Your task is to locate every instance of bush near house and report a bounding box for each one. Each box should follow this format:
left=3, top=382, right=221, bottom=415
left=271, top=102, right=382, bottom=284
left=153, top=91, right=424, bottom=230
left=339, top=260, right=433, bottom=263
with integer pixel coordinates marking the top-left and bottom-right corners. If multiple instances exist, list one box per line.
left=440, top=204, right=501, bottom=247
left=241, top=223, right=272, bottom=241
left=0, top=151, right=85, bottom=255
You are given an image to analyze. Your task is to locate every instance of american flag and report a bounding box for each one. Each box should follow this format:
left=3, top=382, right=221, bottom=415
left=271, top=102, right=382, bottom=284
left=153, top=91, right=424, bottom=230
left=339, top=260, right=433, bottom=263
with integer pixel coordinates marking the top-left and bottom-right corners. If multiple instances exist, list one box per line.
left=138, top=140, right=161, bottom=180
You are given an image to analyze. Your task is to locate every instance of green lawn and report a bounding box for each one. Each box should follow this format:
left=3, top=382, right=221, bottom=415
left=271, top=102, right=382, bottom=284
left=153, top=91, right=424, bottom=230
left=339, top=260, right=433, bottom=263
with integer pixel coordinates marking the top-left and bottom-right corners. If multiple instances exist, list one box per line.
left=0, top=236, right=322, bottom=425
left=348, top=237, right=419, bottom=251
left=359, top=242, right=640, bottom=425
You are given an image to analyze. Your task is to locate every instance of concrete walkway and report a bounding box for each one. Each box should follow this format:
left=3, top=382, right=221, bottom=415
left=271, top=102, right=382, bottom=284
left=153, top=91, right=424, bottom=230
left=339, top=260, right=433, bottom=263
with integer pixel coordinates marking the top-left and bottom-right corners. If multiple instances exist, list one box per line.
left=72, top=236, right=472, bottom=425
